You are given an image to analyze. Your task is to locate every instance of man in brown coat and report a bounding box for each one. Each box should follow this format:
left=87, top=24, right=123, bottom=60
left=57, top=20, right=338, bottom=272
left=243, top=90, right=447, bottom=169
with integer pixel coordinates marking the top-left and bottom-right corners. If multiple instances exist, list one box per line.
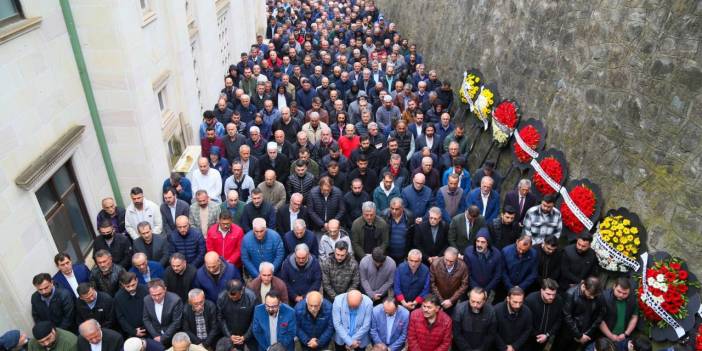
left=430, top=247, right=469, bottom=314
left=246, top=261, right=289, bottom=305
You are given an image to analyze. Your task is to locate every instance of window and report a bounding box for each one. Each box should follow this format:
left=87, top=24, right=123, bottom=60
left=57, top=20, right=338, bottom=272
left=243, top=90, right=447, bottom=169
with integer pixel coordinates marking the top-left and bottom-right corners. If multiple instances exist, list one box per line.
left=0, top=0, right=22, bottom=27
left=157, top=85, right=167, bottom=112
left=139, top=0, right=149, bottom=12
left=216, top=9, right=231, bottom=68
left=191, top=39, right=203, bottom=111
left=36, top=162, right=94, bottom=262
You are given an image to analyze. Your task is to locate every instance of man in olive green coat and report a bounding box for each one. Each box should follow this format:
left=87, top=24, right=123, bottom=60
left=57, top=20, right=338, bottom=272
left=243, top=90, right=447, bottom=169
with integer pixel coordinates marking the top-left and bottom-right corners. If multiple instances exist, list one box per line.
left=28, top=321, right=77, bottom=351
left=350, top=202, right=390, bottom=261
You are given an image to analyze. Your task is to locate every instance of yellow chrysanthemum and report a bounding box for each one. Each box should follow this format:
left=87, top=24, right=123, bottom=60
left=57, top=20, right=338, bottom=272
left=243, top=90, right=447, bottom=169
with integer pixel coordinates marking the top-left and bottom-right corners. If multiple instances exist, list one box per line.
left=616, top=245, right=625, bottom=251
left=612, top=236, right=619, bottom=243
left=623, top=219, right=631, bottom=226
left=634, top=238, right=640, bottom=245
left=630, top=227, right=639, bottom=234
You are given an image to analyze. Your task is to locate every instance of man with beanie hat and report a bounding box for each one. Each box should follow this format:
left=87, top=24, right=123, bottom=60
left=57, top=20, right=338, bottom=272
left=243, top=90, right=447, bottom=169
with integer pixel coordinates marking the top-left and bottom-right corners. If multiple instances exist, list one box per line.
left=0, top=330, right=27, bottom=351
left=28, top=322, right=77, bottom=351
left=463, top=228, right=504, bottom=295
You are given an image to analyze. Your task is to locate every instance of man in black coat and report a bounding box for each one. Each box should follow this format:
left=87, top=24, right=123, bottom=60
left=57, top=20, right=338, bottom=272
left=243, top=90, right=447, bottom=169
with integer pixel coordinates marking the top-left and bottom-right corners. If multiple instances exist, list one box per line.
left=275, top=194, right=309, bottom=235
left=75, top=283, right=114, bottom=330
left=558, top=233, right=598, bottom=292
left=552, top=276, right=606, bottom=351
left=494, top=287, right=533, bottom=351
left=534, top=235, right=562, bottom=285
left=30, top=273, right=75, bottom=332
left=143, top=279, right=183, bottom=347
left=216, top=279, right=257, bottom=351
left=113, top=272, right=148, bottom=338
left=239, top=189, right=277, bottom=232
left=599, top=277, right=638, bottom=350
left=503, top=179, right=538, bottom=225
left=306, top=178, right=346, bottom=231
left=342, top=179, right=371, bottom=228
left=94, top=220, right=133, bottom=270
left=160, top=187, right=190, bottom=235
left=413, top=207, right=449, bottom=266
left=452, top=287, right=496, bottom=351
left=77, top=319, right=123, bottom=351
left=96, top=197, right=127, bottom=235
left=182, top=288, right=219, bottom=349
left=258, top=142, right=290, bottom=184
left=524, top=278, right=562, bottom=351
left=133, top=222, right=171, bottom=268
left=163, top=253, right=197, bottom=302
left=487, top=205, right=521, bottom=250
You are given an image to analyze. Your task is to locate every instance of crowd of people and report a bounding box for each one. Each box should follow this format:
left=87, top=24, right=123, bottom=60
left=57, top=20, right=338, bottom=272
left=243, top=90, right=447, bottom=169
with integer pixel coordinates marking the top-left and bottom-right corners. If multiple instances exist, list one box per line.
left=0, top=1, right=658, bottom=351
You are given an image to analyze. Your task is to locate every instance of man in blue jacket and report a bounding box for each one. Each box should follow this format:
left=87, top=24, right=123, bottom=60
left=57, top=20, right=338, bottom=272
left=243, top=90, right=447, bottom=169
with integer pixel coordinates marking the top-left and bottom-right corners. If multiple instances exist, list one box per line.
left=332, top=290, right=373, bottom=350
left=252, top=291, right=296, bottom=351
left=393, top=249, right=430, bottom=312
left=463, top=228, right=503, bottom=294
left=400, top=173, right=433, bottom=218
left=499, top=234, right=538, bottom=302
left=370, top=296, right=410, bottom=351
left=168, top=216, right=206, bottom=268
left=279, top=243, right=322, bottom=304
left=53, top=252, right=91, bottom=298
left=129, top=252, right=164, bottom=284
left=241, top=218, right=285, bottom=277
left=466, top=176, right=500, bottom=223
left=194, top=252, right=241, bottom=302
left=295, top=291, right=334, bottom=351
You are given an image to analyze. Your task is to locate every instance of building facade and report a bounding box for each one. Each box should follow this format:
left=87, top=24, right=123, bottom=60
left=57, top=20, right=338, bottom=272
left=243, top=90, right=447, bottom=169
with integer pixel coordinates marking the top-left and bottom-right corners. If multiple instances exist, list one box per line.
left=0, top=0, right=266, bottom=330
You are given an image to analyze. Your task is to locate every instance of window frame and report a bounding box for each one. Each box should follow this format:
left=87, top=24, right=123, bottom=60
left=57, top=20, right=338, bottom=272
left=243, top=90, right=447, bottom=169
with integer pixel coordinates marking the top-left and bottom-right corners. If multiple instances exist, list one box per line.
left=0, top=0, right=23, bottom=28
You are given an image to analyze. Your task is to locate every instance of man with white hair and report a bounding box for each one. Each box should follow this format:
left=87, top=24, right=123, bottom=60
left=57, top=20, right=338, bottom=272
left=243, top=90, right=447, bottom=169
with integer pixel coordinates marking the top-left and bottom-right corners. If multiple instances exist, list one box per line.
left=466, top=176, right=501, bottom=223
left=181, top=289, right=218, bottom=349
left=247, top=261, right=289, bottom=305
left=504, top=178, right=538, bottom=225
left=240, top=218, right=285, bottom=278
left=350, top=202, right=389, bottom=262
left=190, top=157, right=222, bottom=204
left=283, top=219, right=319, bottom=257
left=167, top=332, right=207, bottom=351
left=246, top=125, right=267, bottom=159
left=77, top=319, right=123, bottom=351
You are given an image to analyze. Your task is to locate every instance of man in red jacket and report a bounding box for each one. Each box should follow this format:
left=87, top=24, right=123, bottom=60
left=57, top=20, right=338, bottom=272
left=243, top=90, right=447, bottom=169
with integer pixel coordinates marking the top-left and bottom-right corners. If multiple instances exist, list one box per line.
left=407, top=294, right=452, bottom=351
left=205, top=211, right=244, bottom=269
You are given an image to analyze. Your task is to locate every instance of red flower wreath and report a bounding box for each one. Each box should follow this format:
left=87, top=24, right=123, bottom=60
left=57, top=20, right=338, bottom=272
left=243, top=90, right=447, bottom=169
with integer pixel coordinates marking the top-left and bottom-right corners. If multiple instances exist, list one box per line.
left=493, top=101, right=518, bottom=128
left=696, top=323, right=702, bottom=350
left=560, top=185, right=596, bottom=233
left=637, top=258, right=698, bottom=328
left=532, top=157, right=563, bottom=195
left=514, top=125, right=540, bottom=163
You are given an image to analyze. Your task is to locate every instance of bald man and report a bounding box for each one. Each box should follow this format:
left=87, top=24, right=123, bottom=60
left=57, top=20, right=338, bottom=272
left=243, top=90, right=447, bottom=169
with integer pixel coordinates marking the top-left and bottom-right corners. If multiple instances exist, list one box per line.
left=295, top=291, right=334, bottom=350
left=167, top=216, right=206, bottom=268
left=401, top=173, right=434, bottom=218
left=77, top=319, right=123, bottom=351
left=193, top=252, right=241, bottom=302
left=332, top=290, right=373, bottom=350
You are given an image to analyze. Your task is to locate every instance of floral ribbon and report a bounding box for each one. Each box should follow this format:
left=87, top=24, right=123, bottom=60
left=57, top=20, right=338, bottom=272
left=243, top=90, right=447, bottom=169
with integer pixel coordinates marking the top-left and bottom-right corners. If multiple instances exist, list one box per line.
left=461, top=71, right=476, bottom=111
left=472, top=86, right=489, bottom=131
left=640, top=252, right=685, bottom=338
left=559, top=187, right=594, bottom=230
left=593, top=230, right=640, bottom=271
left=514, top=128, right=540, bottom=159
left=529, top=158, right=562, bottom=193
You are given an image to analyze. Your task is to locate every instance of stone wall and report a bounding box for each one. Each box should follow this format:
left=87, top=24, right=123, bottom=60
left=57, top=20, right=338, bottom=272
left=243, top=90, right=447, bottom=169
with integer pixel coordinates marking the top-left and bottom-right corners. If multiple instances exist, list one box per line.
left=377, top=0, right=702, bottom=273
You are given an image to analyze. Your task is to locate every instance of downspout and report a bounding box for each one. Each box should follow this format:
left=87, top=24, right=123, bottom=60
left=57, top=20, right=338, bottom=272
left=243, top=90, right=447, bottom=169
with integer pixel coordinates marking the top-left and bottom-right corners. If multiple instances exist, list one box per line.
left=59, top=0, right=124, bottom=207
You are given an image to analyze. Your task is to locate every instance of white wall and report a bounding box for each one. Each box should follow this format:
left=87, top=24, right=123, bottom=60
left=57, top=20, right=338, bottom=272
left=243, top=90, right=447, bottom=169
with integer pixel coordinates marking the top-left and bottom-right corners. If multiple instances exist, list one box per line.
left=0, top=0, right=265, bottom=331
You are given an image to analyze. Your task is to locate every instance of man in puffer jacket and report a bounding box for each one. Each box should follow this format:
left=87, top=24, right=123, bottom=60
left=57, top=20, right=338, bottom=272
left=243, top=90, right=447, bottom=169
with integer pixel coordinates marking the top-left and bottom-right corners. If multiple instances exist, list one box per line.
left=279, top=243, right=322, bottom=304
left=240, top=218, right=285, bottom=278
left=320, top=241, right=359, bottom=301
left=463, top=228, right=503, bottom=295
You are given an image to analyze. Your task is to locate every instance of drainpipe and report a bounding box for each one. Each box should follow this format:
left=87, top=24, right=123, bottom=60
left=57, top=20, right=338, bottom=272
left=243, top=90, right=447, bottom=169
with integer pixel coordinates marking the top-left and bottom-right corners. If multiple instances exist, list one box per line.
left=59, top=0, right=124, bottom=207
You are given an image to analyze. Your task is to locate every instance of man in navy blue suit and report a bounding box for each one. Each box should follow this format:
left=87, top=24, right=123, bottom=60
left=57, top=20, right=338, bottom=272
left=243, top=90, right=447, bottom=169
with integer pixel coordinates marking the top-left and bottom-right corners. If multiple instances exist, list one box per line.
left=53, top=252, right=91, bottom=298
left=466, top=176, right=501, bottom=223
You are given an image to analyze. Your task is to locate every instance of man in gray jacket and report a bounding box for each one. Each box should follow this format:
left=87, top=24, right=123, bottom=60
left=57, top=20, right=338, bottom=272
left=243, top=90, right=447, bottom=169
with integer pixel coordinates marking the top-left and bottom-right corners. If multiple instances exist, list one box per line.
left=359, top=247, right=396, bottom=304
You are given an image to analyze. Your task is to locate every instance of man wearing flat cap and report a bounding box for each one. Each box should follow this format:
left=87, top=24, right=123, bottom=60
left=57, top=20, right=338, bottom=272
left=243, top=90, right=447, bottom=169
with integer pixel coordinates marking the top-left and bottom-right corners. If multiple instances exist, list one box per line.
left=0, top=329, right=28, bottom=351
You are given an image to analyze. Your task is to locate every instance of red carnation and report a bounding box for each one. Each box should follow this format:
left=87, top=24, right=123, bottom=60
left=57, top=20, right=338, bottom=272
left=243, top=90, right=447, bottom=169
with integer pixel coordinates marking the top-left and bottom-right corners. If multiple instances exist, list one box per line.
left=532, top=157, right=563, bottom=195
left=513, top=125, right=540, bottom=163
left=679, top=270, right=689, bottom=280
left=665, top=271, right=677, bottom=281
left=671, top=262, right=682, bottom=270
left=493, top=101, right=518, bottom=128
